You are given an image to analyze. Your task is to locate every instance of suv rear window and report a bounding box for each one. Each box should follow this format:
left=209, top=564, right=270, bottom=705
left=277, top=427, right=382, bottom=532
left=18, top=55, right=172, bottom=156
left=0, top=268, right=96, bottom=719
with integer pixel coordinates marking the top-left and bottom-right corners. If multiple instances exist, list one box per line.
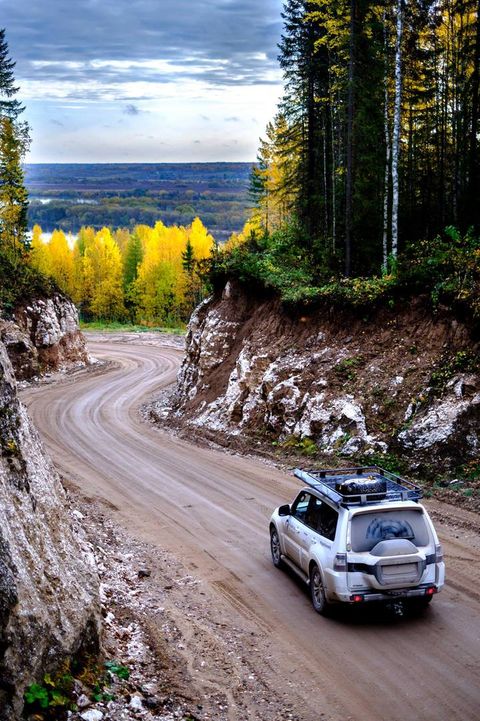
left=351, top=509, right=430, bottom=552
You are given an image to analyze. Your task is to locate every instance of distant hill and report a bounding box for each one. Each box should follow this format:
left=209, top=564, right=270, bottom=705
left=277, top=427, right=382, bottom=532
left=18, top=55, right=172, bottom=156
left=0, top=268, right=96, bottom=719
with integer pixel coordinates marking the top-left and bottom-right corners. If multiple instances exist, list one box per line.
left=25, top=163, right=253, bottom=241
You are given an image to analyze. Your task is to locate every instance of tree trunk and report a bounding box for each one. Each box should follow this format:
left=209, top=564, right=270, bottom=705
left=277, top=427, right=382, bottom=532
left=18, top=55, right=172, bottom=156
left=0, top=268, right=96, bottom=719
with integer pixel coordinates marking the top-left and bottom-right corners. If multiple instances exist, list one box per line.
left=330, top=98, right=336, bottom=252
left=382, top=11, right=391, bottom=270
left=323, top=115, right=329, bottom=236
left=345, top=0, right=356, bottom=276
left=391, top=0, right=403, bottom=260
left=469, top=0, right=480, bottom=229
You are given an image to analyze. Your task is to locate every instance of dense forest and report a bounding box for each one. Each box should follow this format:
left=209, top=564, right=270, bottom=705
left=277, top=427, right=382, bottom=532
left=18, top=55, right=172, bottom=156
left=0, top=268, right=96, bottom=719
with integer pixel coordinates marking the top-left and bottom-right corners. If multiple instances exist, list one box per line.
left=0, top=27, right=36, bottom=311
left=217, top=0, right=479, bottom=321
left=245, top=0, right=480, bottom=275
left=28, top=220, right=215, bottom=325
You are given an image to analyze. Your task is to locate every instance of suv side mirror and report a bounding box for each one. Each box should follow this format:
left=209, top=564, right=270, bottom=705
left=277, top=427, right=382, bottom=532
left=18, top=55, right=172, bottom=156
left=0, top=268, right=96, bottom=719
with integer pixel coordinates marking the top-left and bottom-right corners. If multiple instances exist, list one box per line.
left=278, top=504, right=291, bottom=517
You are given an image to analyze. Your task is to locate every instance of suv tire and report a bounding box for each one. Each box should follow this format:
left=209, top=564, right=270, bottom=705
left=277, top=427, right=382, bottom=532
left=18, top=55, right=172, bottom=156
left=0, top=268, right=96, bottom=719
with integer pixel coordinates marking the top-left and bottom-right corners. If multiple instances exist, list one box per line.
left=310, top=564, right=330, bottom=615
left=270, top=527, right=284, bottom=569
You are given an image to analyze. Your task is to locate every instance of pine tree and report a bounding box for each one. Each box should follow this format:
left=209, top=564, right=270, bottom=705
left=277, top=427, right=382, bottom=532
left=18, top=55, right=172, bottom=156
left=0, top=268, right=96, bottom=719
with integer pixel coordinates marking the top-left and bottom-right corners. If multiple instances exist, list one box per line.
left=391, top=0, right=404, bottom=259
left=123, top=232, right=143, bottom=288
left=0, top=29, right=30, bottom=260
left=0, top=28, right=24, bottom=121
left=279, top=0, right=328, bottom=243
left=182, top=236, right=195, bottom=274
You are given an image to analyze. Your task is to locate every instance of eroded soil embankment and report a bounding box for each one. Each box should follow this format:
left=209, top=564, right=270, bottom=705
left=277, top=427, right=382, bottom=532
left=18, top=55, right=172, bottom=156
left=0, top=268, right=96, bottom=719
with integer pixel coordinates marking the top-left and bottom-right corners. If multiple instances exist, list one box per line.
left=155, top=283, right=478, bottom=505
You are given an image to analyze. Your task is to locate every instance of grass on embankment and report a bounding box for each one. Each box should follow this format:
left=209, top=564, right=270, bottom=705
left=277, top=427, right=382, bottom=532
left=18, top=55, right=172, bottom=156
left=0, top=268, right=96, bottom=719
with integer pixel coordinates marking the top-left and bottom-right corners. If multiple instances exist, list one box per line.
left=80, top=320, right=185, bottom=335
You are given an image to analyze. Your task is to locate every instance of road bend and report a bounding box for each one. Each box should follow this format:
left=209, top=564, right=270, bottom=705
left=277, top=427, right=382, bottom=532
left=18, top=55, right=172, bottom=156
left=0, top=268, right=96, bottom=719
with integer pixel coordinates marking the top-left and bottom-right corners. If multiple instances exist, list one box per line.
left=22, top=339, right=480, bottom=721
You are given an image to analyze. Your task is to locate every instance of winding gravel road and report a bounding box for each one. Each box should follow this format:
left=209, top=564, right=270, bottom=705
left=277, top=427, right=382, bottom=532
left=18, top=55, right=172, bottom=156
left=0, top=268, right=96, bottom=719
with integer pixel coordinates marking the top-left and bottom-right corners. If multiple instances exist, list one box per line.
left=23, top=338, right=480, bottom=721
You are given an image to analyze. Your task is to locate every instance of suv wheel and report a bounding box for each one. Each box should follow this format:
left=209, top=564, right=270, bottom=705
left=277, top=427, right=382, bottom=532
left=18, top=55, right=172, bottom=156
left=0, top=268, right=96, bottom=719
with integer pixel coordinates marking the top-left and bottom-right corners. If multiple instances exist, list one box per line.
left=310, top=564, right=330, bottom=615
left=270, top=527, right=283, bottom=568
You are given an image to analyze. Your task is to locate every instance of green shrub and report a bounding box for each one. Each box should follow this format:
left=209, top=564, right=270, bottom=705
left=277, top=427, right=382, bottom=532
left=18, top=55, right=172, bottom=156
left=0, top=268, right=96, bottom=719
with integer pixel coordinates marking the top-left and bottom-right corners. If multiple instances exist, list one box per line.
left=397, top=227, right=480, bottom=318
left=24, top=670, right=75, bottom=716
left=334, top=356, right=364, bottom=381
left=280, top=435, right=318, bottom=456
left=429, top=350, right=478, bottom=393
left=213, top=225, right=480, bottom=320
left=0, top=249, right=57, bottom=316
left=23, top=660, right=131, bottom=718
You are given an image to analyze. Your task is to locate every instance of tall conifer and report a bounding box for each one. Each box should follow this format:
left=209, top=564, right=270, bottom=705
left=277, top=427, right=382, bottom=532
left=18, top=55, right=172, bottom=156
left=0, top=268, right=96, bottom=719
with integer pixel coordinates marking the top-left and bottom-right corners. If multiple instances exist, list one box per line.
left=0, top=28, right=30, bottom=257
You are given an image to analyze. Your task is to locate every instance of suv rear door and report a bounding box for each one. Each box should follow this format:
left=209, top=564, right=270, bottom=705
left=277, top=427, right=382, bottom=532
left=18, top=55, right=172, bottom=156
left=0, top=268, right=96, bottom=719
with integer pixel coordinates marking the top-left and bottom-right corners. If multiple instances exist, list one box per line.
left=347, top=507, right=433, bottom=591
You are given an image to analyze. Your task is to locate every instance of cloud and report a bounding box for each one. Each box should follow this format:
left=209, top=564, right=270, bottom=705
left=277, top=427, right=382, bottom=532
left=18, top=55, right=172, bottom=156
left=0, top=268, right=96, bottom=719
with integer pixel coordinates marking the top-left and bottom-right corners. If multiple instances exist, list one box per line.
left=123, top=103, right=140, bottom=115
left=3, top=0, right=283, bottom=101
left=50, top=118, right=64, bottom=126
left=4, top=1, right=284, bottom=162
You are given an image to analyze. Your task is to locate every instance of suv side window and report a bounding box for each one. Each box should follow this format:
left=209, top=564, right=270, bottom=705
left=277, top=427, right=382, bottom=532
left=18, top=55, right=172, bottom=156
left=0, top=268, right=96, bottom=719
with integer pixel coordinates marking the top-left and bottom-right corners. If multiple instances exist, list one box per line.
left=291, top=492, right=311, bottom=523
left=305, top=496, right=338, bottom=541
left=319, top=502, right=338, bottom=541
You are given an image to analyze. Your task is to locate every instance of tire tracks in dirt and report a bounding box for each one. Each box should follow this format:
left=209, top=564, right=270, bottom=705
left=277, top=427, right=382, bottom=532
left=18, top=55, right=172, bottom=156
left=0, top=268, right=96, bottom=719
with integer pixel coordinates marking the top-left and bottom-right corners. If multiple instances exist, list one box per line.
left=22, top=338, right=480, bottom=721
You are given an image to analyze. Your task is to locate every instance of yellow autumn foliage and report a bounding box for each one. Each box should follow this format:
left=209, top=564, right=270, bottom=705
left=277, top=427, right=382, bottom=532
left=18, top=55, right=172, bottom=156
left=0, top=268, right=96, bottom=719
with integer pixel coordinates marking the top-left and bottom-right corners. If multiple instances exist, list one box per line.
left=27, top=217, right=215, bottom=325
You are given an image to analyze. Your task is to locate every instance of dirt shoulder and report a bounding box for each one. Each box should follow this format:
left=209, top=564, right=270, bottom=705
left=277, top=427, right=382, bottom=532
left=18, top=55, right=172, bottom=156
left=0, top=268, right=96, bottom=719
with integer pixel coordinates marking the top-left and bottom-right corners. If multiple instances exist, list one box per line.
left=64, top=484, right=301, bottom=721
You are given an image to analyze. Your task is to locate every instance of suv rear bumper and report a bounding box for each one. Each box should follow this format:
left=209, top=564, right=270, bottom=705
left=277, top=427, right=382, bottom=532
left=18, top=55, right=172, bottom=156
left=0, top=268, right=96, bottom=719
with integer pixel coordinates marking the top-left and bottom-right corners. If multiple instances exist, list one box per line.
left=335, top=584, right=439, bottom=603
left=325, top=560, right=445, bottom=603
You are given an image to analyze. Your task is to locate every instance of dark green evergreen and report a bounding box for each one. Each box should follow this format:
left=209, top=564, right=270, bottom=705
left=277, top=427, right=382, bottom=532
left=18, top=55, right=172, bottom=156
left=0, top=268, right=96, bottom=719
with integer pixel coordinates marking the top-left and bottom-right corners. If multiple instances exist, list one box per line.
left=0, top=29, right=30, bottom=258
left=0, top=28, right=24, bottom=121
left=248, top=0, right=480, bottom=276
left=123, top=232, right=143, bottom=288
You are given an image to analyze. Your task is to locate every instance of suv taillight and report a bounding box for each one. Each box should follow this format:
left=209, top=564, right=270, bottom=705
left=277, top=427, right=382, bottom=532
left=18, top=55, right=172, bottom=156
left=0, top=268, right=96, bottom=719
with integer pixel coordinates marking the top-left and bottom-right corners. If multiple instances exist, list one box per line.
left=334, top=553, right=347, bottom=572
left=435, top=543, right=443, bottom=563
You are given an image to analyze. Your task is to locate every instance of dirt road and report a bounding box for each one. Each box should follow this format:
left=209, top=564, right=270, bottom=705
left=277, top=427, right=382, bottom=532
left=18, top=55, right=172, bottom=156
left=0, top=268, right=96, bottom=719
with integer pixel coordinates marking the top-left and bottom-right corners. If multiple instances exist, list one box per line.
left=23, top=339, right=480, bottom=721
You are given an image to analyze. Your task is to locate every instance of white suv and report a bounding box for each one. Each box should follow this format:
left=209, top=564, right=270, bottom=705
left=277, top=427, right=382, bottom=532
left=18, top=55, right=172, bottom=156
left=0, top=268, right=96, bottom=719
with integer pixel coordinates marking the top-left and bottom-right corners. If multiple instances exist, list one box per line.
left=269, top=467, right=445, bottom=614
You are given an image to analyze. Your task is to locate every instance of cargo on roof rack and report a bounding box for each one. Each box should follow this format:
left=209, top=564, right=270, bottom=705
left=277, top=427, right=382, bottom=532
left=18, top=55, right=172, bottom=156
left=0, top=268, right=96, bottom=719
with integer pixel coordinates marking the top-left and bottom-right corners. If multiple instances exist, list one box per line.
left=294, top=466, right=423, bottom=507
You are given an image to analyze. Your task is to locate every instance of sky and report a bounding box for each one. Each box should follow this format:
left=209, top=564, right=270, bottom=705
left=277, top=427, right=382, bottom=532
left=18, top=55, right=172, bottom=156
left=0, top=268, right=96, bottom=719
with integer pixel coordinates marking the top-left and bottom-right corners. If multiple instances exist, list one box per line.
left=1, top=0, right=284, bottom=163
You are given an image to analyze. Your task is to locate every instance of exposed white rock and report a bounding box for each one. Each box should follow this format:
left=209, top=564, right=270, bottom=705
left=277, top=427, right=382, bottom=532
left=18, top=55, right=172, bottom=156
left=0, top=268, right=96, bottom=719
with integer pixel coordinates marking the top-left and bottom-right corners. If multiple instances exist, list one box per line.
left=265, top=376, right=302, bottom=432
left=0, top=341, right=100, bottom=720
left=0, top=293, right=88, bottom=379
left=175, top=298, right=243, bottom=408
left=398, top=392, right=480, bottom=452
left=293, top=393, right=385, bottom=453
left=223, top=280, right=233, bottom=299
left=447, top=373, right=477, bottom=400
left=80, top=709, right=104, bottom=721
left=77, top=693, right=92, bottom=709
left=404, top=402, right=415, bottom=422
left=129, top=695, right=144, bottom=710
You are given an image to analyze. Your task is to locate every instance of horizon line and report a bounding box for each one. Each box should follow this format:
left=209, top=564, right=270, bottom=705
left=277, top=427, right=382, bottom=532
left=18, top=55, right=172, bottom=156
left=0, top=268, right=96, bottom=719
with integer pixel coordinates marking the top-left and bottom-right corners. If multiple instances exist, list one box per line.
left=24, top=160, right=256, bottom=166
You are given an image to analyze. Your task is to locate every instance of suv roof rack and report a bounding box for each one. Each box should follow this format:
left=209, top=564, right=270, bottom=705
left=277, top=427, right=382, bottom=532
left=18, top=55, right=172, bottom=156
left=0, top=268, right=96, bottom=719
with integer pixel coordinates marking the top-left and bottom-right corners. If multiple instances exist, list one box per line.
left=294, top=466, right=423, bottom=507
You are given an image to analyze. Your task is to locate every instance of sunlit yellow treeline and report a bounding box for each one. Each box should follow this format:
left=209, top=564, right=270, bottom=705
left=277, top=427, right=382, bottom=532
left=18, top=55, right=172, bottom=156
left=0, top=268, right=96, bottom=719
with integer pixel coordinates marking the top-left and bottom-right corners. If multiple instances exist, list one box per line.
left=29, top=218, right=215, bottom=325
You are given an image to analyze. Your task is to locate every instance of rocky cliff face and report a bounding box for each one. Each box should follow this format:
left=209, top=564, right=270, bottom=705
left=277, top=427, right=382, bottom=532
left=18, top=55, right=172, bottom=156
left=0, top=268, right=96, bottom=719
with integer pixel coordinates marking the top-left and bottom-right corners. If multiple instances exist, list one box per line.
left=0, top=341, right=100, bottom=719
left=0, top=294, right=88, bottom=380
left=170, top=282, right=479, bottom=474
